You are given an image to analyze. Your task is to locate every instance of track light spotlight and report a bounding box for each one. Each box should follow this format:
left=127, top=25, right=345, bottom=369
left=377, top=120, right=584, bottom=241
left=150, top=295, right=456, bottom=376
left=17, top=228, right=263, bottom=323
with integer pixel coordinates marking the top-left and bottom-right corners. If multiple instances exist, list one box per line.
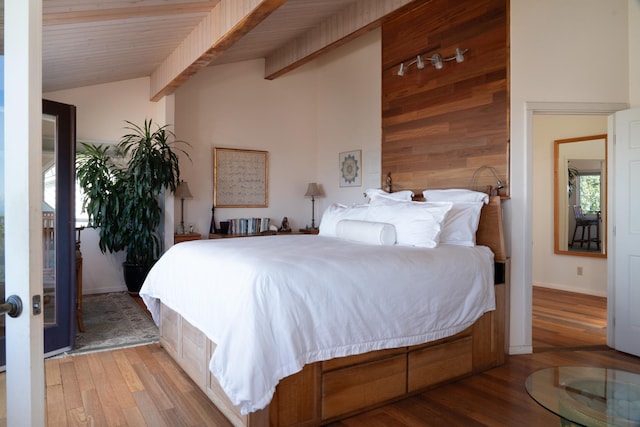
left=397, top=62, right=405, bottom=76
left=455, top=48, right=467, bottom=63
left=430, top=53, right=443, bottom=70
left=416, top=55, right=425, bottom=69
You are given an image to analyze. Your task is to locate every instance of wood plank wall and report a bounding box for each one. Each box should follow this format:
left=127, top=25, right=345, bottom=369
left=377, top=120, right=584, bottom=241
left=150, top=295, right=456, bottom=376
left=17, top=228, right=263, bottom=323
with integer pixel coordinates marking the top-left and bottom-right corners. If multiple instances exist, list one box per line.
left=381, top=0, right=509, bottom=196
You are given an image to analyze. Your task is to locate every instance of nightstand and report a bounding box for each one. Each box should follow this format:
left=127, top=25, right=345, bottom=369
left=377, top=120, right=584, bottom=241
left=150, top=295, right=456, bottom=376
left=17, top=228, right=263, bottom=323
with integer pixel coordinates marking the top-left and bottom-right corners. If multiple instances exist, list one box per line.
left=298, top=228, right=319, bottom=235
left=174, top=233, right=202, bottom=244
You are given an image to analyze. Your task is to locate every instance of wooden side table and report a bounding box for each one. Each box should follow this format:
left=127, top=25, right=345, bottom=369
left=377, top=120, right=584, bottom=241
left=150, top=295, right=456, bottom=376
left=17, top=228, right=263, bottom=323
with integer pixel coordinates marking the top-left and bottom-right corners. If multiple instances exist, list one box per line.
left=298, top=228, right=319, bottom=235
left=174, top=233, right=202, bottom=244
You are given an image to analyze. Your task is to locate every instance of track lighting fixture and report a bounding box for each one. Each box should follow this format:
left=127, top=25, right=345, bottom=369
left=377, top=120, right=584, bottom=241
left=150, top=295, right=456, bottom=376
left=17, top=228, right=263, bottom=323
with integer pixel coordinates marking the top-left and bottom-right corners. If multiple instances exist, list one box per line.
left=395, top=48, right=468, bottom=76
left=430, top=53, right=443, bottom=70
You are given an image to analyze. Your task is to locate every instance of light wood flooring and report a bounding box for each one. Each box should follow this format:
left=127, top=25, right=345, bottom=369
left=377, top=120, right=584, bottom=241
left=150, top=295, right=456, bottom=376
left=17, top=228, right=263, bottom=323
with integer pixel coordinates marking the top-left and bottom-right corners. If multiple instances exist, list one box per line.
left=532, top=286, right=607, bottom=351
left=2, top=288, right=636, bottom=426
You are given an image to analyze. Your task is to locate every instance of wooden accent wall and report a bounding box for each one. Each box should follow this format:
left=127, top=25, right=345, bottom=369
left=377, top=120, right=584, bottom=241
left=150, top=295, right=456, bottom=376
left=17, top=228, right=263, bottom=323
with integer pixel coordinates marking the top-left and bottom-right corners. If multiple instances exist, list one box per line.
left=381, top=0, right=509, bottom=196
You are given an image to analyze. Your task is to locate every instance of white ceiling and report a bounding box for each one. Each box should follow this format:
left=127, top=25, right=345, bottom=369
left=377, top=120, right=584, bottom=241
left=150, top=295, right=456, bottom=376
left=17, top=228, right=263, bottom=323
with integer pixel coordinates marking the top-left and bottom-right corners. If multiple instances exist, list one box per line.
left=1, top=0, right=385, bottom=96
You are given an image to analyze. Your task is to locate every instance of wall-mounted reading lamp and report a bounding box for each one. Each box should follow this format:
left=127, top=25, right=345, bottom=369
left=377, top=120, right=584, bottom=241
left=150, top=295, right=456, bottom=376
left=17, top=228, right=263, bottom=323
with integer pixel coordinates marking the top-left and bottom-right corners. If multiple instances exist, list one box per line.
left=468, top=165, right=505, bottom=195
left=397, top=48, right=468, bottom=76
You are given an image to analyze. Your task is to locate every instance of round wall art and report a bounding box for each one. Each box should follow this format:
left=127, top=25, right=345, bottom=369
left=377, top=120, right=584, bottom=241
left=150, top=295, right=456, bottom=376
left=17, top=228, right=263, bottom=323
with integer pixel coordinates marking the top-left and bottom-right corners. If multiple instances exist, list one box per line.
left=339, top=150, right=362, bottom=187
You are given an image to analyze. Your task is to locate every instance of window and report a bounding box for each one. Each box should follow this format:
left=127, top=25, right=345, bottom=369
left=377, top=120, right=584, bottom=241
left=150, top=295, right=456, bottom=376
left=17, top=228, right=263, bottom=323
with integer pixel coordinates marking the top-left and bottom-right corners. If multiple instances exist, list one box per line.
left=578, top=173, right=601, bottom=213
left=75, top=178, right=89, bottom=226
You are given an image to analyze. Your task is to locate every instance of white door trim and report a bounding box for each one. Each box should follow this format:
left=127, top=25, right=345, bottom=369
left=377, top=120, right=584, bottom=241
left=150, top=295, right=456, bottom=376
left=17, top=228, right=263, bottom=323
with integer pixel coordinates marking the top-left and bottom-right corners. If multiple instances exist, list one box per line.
left=4, top=1, right=46, bottom=425
left=523, top=101, right=628, bottom=353
left=609, top=108, right=640, bottom=354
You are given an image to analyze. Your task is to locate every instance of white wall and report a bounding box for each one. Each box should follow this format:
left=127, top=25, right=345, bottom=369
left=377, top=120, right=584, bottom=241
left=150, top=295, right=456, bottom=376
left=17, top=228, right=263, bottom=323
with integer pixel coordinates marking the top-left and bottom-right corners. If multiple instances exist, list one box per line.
left=314, top=28, right=382, bottom=208
left=510, top=0, right=630, bottom=353
left=174, top=28, right=382, bottom=236
left=44, top=77, right=173, bottom=294
left=174, top=59, right=316, bottom=234
left=532, top=115, right=608, bottom=297
left=45, top=77, right=169, bottom=143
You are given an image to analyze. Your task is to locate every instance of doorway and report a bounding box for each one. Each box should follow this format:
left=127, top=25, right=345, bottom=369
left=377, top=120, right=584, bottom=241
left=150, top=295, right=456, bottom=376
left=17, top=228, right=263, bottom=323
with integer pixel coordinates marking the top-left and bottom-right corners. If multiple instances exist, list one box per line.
left=0, top=99, right=77, bottom=368
left=531, top=113, right=609, bottom=351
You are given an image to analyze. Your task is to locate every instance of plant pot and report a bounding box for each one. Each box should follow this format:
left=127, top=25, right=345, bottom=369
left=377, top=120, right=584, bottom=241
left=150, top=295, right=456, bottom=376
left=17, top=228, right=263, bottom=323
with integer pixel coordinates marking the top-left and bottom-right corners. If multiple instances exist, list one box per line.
left=122, top=262, right=152, bottom=295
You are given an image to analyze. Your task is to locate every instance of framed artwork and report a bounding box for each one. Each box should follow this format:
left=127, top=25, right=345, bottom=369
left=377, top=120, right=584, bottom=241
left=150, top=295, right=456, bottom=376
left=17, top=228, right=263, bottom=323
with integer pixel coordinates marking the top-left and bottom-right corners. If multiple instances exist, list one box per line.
left=339, top=150, right=362, bottom=187
left=213, top=147, right=269, bottom=207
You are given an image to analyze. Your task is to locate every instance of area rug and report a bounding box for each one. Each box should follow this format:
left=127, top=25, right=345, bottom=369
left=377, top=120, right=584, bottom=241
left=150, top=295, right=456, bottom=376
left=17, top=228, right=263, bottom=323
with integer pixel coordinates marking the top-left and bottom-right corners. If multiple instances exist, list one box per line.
left=70, top=292, right=159, bottom=354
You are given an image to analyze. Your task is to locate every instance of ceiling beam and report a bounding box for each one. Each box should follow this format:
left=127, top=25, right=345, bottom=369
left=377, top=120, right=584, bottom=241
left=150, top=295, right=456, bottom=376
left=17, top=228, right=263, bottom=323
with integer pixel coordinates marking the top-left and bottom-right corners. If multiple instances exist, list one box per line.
left=264, top=0, right=419, bottom=80
left=43, top=2, right=220, bottom=26
left=150, top=0, right=287, bottom=101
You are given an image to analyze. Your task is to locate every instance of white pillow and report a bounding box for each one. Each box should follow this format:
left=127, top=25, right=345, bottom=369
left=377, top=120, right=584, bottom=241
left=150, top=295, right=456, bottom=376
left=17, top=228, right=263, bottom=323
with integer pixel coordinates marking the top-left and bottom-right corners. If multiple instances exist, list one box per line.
left=422, top=189, right=489, bottom=204
left=336, top=220, right=396, bottom=245
left=439, top=201, right=484, bottom=247
left=366, top=198, right=452, bottom=248
left=365, top=188, right=414, bottom=202
left=318, top=203, right=369, bottom=237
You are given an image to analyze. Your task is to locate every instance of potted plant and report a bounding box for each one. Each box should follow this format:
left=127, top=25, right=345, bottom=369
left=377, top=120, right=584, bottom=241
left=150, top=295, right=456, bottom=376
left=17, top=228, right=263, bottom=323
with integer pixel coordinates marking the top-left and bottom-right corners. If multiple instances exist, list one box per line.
left=568, top=164, right=579, bottom=198
left=77, top=119, right=190, bottom=293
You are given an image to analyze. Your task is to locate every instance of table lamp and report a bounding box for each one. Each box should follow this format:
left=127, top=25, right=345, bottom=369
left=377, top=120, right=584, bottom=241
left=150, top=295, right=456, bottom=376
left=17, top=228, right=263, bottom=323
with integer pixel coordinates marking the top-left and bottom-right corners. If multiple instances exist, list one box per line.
left=304, top=183, right=323, bottom=229
left=175, top=181, right=193, bottom=234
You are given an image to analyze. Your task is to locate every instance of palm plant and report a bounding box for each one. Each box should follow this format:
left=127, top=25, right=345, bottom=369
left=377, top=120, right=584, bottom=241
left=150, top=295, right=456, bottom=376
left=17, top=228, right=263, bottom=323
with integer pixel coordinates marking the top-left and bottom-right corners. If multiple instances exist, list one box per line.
left=77, top=119, right=190, bottom=291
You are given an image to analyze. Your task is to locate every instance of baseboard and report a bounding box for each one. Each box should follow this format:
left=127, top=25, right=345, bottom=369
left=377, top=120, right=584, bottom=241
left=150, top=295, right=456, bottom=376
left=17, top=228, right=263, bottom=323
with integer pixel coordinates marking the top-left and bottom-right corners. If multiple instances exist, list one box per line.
left=533, top=282, right=607, bottom=298
left=83, top=284, right=127, bottom=295
left=508, top=345, right=533, bottom=355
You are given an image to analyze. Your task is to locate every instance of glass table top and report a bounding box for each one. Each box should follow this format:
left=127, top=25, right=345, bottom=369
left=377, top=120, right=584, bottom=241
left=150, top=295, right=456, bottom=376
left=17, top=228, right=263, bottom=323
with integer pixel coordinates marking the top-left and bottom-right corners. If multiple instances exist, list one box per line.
left=526, top=367, right=640, bottom=427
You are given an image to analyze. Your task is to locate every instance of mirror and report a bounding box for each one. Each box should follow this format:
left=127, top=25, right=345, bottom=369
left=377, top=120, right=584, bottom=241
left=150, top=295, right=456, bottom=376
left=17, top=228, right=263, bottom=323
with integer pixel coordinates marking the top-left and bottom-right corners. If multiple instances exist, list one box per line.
left=554, top=134, right=607, bottom=257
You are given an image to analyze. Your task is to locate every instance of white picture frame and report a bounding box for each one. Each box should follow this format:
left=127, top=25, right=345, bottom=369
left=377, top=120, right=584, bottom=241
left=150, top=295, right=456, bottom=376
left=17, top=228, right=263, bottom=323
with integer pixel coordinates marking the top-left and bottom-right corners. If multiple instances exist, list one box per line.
left=339, top=150, right=362, bottom=187
left=213, top=147, right=269, bottom=207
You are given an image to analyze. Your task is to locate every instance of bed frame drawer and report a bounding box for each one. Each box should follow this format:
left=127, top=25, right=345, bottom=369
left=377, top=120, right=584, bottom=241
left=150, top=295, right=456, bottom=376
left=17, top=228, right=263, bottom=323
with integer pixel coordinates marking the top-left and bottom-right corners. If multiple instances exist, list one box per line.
left=181, top=318, right=209, bottom=389
left=322, top=354, right=406, bottom=420
left=322, top=347, right=406, bottom=372
left=159, top=304, right=179, bottom=358
left=407, top=336, right=472, bottom=392
left=159, top=305, right=209, bottom=391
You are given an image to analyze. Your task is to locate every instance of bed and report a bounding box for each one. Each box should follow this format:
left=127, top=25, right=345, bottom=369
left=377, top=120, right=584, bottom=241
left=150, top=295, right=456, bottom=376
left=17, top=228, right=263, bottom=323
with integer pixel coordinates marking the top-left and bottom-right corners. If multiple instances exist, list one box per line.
left=140, top=193, right=508, bottom=427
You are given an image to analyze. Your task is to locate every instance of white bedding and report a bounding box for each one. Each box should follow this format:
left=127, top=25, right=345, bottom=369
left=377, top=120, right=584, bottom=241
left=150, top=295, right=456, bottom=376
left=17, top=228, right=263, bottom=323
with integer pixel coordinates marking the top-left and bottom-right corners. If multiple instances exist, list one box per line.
left=140, top=235, right=495, bottom=415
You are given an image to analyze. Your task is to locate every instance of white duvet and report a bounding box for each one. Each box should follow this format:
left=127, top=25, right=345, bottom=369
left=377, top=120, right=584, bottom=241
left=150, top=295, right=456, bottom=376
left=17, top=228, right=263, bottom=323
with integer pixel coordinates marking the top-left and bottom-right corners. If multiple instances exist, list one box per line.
left=140, top=235, right=495, bottom=415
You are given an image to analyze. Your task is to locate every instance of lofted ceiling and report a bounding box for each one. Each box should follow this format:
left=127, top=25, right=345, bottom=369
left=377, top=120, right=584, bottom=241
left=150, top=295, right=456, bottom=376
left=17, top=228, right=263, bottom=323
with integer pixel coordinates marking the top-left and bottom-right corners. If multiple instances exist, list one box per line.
left=1, top=0, right=417, bottom=101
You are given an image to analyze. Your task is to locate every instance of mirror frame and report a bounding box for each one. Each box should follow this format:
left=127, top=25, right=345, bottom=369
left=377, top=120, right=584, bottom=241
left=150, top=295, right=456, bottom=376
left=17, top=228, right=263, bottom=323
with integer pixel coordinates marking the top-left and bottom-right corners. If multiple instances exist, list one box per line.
left=554, top=134, right=607, bottom=258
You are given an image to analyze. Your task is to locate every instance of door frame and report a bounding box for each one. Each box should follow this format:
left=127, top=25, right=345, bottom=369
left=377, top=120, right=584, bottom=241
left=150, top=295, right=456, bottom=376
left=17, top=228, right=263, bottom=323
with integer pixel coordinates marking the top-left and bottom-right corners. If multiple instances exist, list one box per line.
left=525, top=101, right=628, bottom=351
left=4, top=0, right=46, bottom=425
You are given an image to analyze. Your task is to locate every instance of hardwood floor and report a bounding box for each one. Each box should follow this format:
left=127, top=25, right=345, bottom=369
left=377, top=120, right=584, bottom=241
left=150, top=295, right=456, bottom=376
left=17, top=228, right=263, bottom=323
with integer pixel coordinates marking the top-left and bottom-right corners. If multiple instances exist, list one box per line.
left=532, top=286, right=607, bottom=351
left=43, top=344, right=232, bottom=427
left=2, top=288, right=635, bottom=426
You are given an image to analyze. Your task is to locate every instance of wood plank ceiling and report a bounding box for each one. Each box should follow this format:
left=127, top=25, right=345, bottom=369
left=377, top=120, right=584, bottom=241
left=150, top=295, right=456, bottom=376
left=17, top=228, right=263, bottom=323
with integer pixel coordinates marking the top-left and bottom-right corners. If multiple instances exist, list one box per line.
left=0, top=0, right=417, bottom=101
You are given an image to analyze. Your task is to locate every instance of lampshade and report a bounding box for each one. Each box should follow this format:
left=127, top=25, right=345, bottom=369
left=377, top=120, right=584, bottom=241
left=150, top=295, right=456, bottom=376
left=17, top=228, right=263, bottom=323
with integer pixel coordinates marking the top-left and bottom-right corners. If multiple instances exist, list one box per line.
left=175, top=181, right=193, bottom=200
left=304, top=183, right=323, bottom=198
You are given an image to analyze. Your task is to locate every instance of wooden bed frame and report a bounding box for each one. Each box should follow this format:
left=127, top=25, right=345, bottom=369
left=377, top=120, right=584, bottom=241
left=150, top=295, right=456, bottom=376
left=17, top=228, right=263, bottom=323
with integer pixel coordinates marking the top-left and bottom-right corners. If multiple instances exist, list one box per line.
left=159, top=196, right=508, bottom=427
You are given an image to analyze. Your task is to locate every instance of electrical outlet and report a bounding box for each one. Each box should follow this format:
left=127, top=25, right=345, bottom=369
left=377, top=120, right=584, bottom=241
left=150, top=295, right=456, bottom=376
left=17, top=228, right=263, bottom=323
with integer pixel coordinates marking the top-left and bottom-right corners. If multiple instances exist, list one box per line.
left=577, top=266, right=583, bottom=276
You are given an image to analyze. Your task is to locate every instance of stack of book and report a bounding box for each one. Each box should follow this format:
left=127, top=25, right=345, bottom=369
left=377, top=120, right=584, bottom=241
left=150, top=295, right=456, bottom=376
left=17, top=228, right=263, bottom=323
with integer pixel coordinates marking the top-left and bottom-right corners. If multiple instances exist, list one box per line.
left=227, top=217, right=271, bottom=235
